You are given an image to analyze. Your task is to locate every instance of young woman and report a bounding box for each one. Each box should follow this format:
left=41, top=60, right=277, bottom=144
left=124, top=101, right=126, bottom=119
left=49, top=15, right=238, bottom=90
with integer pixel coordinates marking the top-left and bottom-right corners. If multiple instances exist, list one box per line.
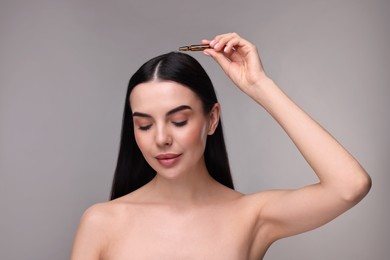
left=71, top=33, right=371, bottom=259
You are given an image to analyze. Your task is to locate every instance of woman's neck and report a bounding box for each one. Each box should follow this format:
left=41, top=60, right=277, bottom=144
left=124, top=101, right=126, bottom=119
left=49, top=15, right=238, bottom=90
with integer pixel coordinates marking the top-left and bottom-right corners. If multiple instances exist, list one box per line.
left=147, top=163, right=221, bottom=206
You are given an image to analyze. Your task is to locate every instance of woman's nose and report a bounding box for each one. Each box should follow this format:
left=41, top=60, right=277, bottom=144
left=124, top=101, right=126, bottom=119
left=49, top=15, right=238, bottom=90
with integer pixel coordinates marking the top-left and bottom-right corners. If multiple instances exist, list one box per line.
left=155, top=125, right=172, bottom=147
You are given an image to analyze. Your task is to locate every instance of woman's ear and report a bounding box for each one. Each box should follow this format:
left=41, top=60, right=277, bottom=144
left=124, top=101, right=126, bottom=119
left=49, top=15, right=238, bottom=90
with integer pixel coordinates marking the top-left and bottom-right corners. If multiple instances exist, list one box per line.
left=208, top=103, right=221, bottom=135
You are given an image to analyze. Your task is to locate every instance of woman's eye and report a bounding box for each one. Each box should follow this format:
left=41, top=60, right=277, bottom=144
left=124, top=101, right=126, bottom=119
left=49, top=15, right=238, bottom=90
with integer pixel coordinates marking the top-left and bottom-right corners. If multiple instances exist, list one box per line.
left=138, top=124, right=152, bottom=131
left=173, top=120, right=187, bottom=127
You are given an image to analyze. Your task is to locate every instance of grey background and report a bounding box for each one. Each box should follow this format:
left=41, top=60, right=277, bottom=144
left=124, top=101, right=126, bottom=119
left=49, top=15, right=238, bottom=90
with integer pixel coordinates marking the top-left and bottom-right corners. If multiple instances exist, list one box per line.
left=0, top=0, right=388, bottom=259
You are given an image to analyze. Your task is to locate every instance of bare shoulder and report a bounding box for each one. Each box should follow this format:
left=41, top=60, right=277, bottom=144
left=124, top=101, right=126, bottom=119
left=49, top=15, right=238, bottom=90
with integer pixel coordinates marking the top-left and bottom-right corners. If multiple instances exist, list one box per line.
left=78, top=197, right=139, bottom=231
left=71, top=200, right=130, bottom=259
left=80, top=201, right=117, bottom=227
left=221, top=190, right=276, bottom=226
left=238, top=190, right=290, bottom=229
left=239, top=189, right=283, bottom=209
left=81, top=195, right=142, bottom=224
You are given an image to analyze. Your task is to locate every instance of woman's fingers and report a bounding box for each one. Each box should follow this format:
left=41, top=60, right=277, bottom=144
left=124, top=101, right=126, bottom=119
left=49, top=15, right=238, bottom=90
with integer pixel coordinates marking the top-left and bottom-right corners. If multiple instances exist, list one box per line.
left=201, top=39, right=211, bottom=45
left=202, top=33, right=246, bottom=56
left=211, top=33, right=245, bottom=52
left=207, top=33, right=256, bottom=63
left=203, top=48, right=232, bottom=74
left=203, top=32, right=268, bottom=93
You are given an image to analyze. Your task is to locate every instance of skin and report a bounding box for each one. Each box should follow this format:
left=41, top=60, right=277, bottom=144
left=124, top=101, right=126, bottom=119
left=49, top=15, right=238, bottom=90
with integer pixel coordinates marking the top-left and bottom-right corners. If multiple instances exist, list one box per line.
left=71, top=33, right=371, bottom=260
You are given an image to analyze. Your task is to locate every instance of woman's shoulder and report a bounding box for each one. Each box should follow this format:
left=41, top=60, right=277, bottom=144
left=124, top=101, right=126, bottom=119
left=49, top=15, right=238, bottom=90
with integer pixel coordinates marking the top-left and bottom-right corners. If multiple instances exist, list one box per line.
left=72, top=201, right=121, bottom=257
left=237, top=189, right=288, bottom=215
left=76, top=197, right=139, bottom=241
left=83, top=192, right=143, bottom=218
left=239, top=190, right=271, bottom=203
left=79, top=201, right=118, bottom=229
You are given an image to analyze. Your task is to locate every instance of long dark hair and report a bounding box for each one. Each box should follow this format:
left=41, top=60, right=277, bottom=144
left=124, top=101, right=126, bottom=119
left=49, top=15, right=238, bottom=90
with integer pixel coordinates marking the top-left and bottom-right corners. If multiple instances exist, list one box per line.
left=110, top=52, right=234, bottom=200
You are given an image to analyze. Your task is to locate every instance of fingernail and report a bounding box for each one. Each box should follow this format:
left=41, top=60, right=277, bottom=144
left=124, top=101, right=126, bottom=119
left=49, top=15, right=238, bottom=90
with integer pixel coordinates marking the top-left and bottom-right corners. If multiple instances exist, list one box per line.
left=210, top=40, right=215, bottom=46
left=203, top=50, right=210, bottom=56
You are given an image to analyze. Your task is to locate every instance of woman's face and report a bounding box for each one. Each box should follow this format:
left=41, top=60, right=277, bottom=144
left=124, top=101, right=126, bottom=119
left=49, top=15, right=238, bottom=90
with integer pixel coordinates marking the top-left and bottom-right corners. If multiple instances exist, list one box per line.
left=129, top=80, right=219, bottom=179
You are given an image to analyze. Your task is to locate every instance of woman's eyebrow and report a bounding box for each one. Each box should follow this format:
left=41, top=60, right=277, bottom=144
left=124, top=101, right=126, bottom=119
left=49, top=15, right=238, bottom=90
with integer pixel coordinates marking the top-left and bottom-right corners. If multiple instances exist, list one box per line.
left=132, top=111, right=151, bottom=118
left=132, top=105, right=192, bottom=118
left=166, top=105, right=192, bottom=116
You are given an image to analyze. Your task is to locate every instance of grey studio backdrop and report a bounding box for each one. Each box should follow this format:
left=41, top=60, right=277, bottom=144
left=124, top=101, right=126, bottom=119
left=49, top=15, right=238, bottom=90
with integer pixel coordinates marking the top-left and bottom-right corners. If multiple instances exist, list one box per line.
left=0, top=0, right=388, bottom=259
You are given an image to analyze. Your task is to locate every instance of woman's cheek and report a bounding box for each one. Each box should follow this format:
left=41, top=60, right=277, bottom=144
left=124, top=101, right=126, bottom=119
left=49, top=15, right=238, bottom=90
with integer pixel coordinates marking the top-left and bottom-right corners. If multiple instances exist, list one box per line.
left=179, top=123, right=208, bottom=147
left=134, top=131, right=148, bottom=152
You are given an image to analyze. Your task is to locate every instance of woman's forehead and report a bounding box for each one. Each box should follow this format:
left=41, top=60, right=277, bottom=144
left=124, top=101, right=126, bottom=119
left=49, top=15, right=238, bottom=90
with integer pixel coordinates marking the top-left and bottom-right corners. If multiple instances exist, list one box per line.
left=130, top=80, right=202, bottom=112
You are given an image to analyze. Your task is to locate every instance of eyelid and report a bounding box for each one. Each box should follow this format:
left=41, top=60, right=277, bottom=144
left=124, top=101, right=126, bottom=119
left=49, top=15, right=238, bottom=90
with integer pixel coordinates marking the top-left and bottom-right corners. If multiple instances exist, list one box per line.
left=137, top=123, right=152, bottom=131
left=172, top=120, right=187, bottom=127
left=134, top=117, right=152, bottom=129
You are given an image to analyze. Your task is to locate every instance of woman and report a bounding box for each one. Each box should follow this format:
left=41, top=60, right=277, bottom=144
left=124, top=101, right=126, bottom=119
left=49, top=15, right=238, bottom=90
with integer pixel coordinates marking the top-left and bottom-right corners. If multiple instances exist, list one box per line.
left=71, top=33, right=371, bottom=259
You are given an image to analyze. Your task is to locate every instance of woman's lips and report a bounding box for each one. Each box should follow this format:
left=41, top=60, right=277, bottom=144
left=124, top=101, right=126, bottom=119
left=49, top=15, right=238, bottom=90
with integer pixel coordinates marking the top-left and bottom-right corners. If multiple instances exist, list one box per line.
left=155, top=153, right=182, bottom=167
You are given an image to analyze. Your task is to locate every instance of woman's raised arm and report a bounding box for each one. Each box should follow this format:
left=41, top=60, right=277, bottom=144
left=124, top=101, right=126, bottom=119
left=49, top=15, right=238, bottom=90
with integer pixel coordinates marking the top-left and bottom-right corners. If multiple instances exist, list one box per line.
left=203, top=33, right=371, bottom=239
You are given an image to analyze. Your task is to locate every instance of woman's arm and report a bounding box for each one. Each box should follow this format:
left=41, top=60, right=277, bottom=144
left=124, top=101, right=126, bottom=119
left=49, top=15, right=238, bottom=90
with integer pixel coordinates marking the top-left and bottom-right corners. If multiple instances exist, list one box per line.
left=203, top=33, right=371, bottom=240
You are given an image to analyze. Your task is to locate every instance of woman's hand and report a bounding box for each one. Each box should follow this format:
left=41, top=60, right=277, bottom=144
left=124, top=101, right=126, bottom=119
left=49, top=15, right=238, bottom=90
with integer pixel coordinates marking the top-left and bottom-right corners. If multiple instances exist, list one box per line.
left=203, top=33, right=269, bottom=96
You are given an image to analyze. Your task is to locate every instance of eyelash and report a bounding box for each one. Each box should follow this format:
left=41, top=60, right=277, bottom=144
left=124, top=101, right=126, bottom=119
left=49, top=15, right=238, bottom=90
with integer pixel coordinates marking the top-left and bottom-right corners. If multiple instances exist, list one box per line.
left=138, top=121, right=188, bottom=131
left=173, top=120, right=188, bottom=127
left=138, top=124, right=152, bottom=131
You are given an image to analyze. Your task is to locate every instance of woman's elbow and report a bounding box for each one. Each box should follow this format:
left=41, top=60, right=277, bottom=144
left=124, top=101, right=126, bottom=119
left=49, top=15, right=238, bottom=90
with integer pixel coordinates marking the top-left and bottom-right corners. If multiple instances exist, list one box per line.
left=342, top=170, right=372, bottom=204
